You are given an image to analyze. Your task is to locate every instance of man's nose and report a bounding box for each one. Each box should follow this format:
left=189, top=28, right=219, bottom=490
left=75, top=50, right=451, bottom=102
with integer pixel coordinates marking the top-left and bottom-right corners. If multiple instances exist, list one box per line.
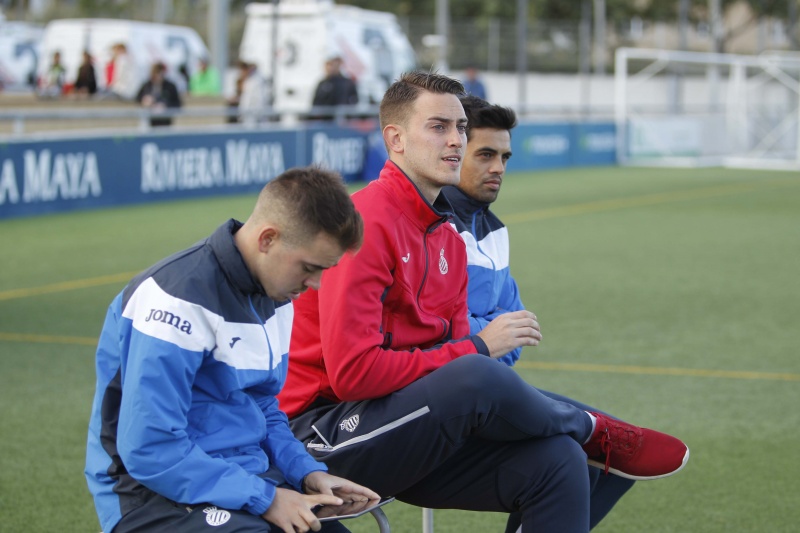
left=449, top=128, right=464, bottom=147
left=489, top=158, right=506, bottom=175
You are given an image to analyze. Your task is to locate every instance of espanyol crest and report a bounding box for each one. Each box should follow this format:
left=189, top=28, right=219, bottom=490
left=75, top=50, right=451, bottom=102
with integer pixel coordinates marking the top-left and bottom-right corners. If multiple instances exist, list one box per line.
left=438, top=248, right=449, bottom=275
left=203, top=506, right=231, bottom=526
left=340, top=414, right=360, bottom=432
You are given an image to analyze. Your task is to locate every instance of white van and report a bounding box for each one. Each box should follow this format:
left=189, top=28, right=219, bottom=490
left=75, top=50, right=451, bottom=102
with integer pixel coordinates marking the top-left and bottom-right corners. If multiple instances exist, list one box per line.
left=37, top=18, right=210, bottom=97
left=239, top=0, right=417, bottom=113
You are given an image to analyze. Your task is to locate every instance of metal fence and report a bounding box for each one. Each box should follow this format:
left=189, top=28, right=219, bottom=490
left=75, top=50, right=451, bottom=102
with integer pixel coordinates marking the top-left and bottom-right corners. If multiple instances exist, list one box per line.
left=7, top=1, right=800, bottom=74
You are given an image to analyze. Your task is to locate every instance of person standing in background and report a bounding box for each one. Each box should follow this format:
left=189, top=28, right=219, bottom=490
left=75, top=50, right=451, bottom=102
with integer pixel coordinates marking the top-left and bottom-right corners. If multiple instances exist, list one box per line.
left=73, top=50, right=97, bottom=97
left=136, top=62, right=182, bottom=127
left=189, top=57, right=222, bottom=96
left=462, top=65, right=487, bottom=100
left=239, top=61, right=269, bottom=126
left=310, top=54, right=358, bottom=121
left=39, top=50, right=65, bottom=98
left=107, top=43, right=137, bottom=100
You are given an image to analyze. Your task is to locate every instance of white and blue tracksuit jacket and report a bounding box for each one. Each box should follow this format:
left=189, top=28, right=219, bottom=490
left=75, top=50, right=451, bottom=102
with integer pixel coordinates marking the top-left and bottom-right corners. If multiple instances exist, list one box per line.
left=84, top=219, right=326, bottom=533
left=443, top=186, right=526, bottom=366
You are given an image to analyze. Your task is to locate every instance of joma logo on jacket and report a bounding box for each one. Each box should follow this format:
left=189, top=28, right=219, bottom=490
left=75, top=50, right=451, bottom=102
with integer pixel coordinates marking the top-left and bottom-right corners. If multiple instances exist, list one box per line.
left=145, top=308, right=193, bottom=334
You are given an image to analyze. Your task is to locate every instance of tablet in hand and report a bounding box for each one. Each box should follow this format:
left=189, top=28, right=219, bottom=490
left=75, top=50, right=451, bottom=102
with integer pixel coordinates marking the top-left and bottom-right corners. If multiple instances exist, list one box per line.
left=314, top=496, right=395, bottom=522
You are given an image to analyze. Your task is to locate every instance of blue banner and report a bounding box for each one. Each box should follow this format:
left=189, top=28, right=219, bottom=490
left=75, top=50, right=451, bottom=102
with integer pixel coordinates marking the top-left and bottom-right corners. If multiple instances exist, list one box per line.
left=0, top=125, right=375, bottom=219
left=506, top=122, right=617, bottom=172
left=0, top=120, right=615, bottom=220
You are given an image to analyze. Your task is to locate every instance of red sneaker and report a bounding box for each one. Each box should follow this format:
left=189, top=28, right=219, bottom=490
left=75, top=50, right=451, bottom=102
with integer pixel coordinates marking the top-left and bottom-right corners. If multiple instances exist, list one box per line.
left=582, top=412, right=689, bottom=480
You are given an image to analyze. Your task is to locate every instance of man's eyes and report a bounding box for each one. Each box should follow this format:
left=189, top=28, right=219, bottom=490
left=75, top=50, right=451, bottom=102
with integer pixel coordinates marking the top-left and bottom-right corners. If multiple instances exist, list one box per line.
left=431, top=123, right=466, bottom=132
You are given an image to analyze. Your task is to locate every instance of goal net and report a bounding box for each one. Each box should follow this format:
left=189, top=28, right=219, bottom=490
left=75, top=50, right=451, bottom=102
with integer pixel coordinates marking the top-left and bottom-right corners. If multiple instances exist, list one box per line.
left=615, top=47, right=800, bottom=170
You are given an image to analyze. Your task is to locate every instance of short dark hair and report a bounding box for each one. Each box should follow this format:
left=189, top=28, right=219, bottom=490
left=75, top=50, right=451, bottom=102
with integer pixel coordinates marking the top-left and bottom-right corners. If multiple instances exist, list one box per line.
left=151, top=62, right=167, bottom=77
left=459, top=94, right=517, bottom=140
left=379, top=71, right=465, bottom=131
left=255, top=167, right=363, bottom=252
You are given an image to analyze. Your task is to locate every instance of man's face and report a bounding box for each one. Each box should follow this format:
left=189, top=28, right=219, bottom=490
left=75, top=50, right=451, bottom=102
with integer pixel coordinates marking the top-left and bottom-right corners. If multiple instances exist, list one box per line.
left=398, top=91, right=467, bottom=194
left=325, top=58, right=342, bottom=76
left=255, top=230, right=345, bottom=302
left=459, top=127, right=512, bottom=204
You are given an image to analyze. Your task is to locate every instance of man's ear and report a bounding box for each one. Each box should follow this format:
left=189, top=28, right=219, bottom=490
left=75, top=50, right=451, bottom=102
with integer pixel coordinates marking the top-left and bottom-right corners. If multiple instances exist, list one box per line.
left=383, top=124, right=404, bottom=154
left=257, top=226, right=279, bottom=253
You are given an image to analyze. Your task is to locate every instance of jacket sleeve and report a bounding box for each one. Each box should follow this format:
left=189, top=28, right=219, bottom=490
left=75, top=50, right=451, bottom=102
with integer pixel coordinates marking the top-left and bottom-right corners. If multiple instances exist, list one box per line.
left=135, top=82, right=147, bottom=103
left=467, top=269, right=526, bottom=367
left=116, top=284, right=277, bottom=516
left=317, top=220, right=483, bottom=401
left=168, top=82, right=182, bottom=108
left=257, top=393, right=327, bottom=490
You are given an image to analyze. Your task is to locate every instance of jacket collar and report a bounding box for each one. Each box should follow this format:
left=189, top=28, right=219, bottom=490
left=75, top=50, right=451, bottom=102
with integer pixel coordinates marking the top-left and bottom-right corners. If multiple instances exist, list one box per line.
left=441, top=185, right=489, bottom=218
left=378, top=160, right=453, bottom=229
left=209, top=219, right=265, bottom=295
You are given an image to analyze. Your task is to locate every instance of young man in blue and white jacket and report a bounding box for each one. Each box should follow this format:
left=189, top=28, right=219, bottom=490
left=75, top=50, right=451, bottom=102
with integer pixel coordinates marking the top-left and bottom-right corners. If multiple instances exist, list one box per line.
left=443, top=95, right=638, bottom=530
left=85, top=167, right=378, bottom=533
left=443, top=96, right=526, bottom=365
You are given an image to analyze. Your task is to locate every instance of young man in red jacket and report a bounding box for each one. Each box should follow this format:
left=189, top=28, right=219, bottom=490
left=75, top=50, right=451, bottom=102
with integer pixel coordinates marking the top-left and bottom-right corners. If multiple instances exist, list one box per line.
left=279, top=72, right=688, bottom=532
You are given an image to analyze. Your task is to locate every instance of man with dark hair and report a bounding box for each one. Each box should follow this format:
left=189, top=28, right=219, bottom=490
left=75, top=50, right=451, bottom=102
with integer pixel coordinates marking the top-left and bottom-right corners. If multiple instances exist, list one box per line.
left=310, top=55, right=359, bottom=121
left=136, top=62, right=182, bottom=127
left=445, top=94, right=521, bottom=364
left=280, top=73, right=688, bottom=532
left=85, top=167, right=376, bottom=533
left=443, top=94, right=638, bottom=529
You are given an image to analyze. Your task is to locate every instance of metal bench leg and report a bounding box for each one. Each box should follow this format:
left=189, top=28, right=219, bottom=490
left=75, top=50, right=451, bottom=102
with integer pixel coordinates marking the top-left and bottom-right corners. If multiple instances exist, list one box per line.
left=422, top=507, right=434, bottom=533
left=368, top=506, right=392, bottom=533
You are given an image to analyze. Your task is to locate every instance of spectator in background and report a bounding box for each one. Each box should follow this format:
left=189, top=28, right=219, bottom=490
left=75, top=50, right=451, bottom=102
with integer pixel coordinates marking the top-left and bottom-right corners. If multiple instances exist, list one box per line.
left=462, top=65, right=487, bottom=100
left=225, top=60, right=249, bottom=124
left=104, top=46, right=115, bottom=87
left=39, top=50, right=65, bottom=98
left=136, top=62, right=182, bottom=127
left=310, top=54, right=358, bottom=121
left=107, top=42, right=137, bottom=100
left=177, top=63, right=191, bottom=95
left=73, top=50, right=97, bottom=97
left=189, top=57, right=221, bottom=96
left=239, top=61, right=269, bottom=127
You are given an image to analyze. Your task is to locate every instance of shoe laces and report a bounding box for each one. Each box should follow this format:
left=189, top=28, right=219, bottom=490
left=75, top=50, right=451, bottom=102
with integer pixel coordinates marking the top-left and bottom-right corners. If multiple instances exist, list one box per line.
left=597, top=421, right=642, bottom=474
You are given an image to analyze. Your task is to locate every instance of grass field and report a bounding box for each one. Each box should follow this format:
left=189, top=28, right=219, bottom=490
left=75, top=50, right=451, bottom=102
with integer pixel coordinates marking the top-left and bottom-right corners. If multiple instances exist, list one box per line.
left=1, top=165, right=798, bottom=532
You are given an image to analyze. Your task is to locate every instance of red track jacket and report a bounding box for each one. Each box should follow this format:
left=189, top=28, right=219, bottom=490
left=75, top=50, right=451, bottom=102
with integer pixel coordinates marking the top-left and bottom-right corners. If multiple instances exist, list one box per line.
left=279, top=161, right=489, bottom=418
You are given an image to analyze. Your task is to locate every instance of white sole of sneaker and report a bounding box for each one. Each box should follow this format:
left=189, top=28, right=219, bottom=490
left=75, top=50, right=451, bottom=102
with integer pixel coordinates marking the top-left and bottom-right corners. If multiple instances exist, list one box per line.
left=587, top=447, right=690, bottom=481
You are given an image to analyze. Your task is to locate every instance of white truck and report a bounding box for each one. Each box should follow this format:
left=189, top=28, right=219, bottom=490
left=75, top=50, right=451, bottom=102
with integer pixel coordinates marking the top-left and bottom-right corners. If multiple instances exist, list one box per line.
left=239, top=0, right=417, bottom=114
left=36, top=18, right=210, bottom=96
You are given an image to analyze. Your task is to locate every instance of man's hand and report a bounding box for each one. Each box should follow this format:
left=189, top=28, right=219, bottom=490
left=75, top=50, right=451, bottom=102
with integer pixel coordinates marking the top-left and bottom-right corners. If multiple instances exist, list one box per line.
left=303, top=470, right=380, bottom=502
left=261, top=487, right=342, bottom=533
left=261, top=471, right=380, bottom=532
left=476, top=310, right=541, bottom=359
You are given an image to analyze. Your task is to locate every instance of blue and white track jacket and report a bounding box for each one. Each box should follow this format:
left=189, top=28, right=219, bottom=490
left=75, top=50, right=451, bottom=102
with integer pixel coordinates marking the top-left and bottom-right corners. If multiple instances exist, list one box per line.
left=85, top=219, right=326, bottom=533
left=443, top=186, right=526, bottom=366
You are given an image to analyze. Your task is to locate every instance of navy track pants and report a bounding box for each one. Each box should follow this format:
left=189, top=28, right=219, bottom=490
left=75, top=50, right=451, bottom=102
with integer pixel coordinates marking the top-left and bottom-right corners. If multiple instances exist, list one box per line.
left=290, top=354, right=634, bottom=533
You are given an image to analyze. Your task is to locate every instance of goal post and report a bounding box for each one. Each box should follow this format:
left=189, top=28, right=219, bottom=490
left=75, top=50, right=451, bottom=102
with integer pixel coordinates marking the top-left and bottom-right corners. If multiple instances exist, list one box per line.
left=615, top=47, right=800, bottom=171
